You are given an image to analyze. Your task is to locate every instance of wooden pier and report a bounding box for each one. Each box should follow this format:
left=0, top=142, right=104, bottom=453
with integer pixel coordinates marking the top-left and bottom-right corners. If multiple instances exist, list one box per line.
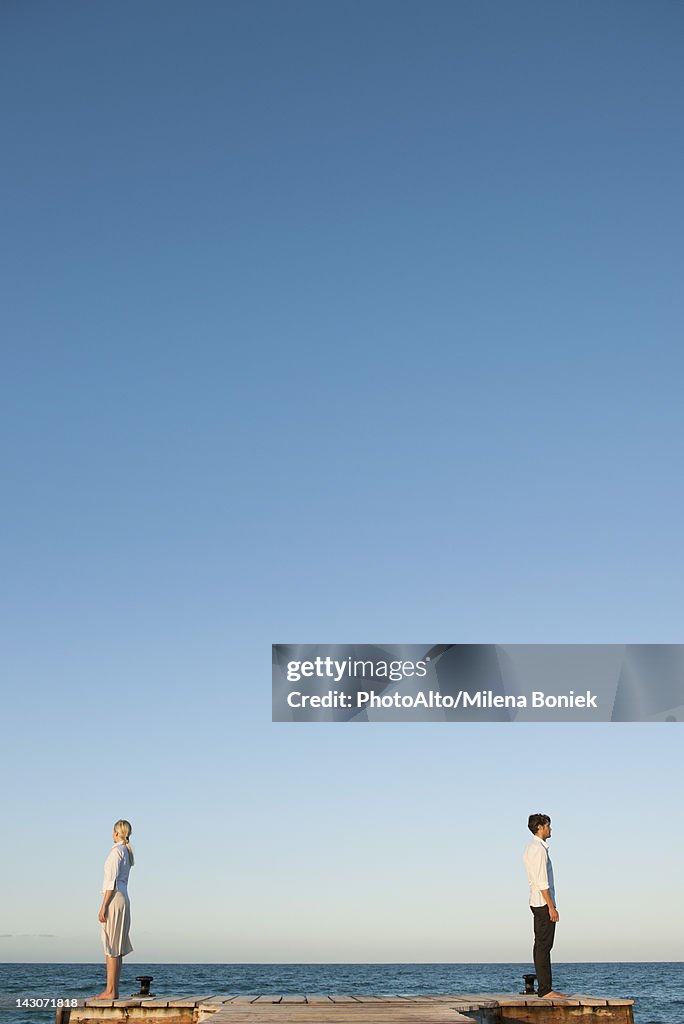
left=59, top=992, right=635, bottom=1024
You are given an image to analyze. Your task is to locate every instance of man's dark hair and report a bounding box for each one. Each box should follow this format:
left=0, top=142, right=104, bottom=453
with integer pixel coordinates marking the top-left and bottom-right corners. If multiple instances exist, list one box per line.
left=528, top=813, right=551, bottom=835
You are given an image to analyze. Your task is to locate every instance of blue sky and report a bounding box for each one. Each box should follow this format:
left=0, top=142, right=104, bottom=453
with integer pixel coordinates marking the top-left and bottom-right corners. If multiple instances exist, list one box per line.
left=2, top=1, right=683, bottom=963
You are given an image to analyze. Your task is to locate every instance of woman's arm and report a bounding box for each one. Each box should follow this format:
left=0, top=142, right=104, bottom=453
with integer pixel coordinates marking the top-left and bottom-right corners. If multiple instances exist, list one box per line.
left=100, top=845, right=124, bottom=922
left=99, top=889, right=115, bottom=923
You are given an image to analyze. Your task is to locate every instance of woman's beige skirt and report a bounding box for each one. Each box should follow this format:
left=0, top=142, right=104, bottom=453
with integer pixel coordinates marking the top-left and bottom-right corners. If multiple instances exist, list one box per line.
left=101, top=891, right=133, bottom=957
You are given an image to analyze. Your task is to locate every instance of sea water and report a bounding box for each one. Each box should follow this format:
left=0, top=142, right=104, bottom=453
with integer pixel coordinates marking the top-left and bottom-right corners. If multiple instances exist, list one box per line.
left=1, top=963, right=682, bottom=1024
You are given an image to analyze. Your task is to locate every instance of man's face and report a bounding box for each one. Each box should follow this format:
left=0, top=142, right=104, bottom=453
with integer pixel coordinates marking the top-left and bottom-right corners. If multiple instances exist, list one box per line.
left=539, top=821, right=552, bottom=840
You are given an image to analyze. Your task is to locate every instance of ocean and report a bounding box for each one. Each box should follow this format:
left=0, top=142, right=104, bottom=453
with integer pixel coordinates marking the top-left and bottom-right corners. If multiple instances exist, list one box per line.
left=1, top=963, right=682, bottom=1024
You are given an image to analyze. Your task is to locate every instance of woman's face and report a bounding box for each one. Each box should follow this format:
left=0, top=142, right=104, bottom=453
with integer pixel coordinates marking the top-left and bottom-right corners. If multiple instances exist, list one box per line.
left=113, top=827, right=120, bottom=842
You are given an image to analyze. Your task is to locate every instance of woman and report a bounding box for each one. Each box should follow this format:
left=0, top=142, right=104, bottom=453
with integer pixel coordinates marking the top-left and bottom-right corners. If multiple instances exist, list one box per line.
left=93, top=820, right=134, bottom=1000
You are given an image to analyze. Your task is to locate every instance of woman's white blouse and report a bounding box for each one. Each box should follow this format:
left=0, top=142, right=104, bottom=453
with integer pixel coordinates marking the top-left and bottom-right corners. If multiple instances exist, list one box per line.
left=101, top=841, right=131, bottom=895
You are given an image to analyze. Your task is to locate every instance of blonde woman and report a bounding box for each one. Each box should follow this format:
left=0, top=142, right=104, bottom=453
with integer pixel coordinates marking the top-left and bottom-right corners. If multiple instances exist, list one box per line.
left=93, top=820, right=134, bottom=1000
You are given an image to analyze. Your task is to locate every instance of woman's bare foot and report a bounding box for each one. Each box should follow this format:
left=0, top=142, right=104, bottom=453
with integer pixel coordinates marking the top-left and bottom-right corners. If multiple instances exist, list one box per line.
left=90, top=991, right=117, bottom=1000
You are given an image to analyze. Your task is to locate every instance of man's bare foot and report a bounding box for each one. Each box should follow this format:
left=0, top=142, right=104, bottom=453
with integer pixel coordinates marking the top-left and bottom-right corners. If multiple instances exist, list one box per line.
left=541, top=991, right=568, bottom=999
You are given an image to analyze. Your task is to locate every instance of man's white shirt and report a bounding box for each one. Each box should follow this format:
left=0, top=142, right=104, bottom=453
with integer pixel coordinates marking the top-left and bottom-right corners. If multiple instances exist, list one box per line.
left=523, top=835, right=555, bottom=907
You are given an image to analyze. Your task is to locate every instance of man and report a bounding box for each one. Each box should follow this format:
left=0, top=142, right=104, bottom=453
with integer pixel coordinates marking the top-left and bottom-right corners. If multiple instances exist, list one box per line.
left=523, top=813, right=563, bottom=999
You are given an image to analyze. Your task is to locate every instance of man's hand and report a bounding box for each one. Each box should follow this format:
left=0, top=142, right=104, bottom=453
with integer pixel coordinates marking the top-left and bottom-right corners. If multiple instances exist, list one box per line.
left=549, top=906, right=560, bottom=923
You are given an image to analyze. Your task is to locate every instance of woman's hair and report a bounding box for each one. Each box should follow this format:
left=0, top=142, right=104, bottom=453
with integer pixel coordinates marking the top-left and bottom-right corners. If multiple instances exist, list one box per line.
left=113, top=819, right=135, bottom=866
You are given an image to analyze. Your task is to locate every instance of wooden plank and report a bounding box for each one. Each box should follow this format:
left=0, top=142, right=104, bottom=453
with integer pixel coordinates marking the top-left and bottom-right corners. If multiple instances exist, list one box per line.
left=321, top=1007, right=456, bottom=1018
left=201, top=1011, right=472, bottom=1022
left=532, top=1000, right=582, bottom=1006
left=392, top=997, right=446, bottom=1002
left=168, top=1000, right=214, bottom=1008
left=198, top=1010, right=479, bottom=1023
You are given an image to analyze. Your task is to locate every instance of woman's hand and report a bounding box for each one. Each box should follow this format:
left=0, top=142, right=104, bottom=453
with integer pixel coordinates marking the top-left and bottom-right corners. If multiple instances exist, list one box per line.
left=99, top=890, right=114, bottom=924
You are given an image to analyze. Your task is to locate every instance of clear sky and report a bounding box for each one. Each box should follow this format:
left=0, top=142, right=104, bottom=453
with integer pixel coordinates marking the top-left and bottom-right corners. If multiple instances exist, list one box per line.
left=2, top=1, right=683, bottom=964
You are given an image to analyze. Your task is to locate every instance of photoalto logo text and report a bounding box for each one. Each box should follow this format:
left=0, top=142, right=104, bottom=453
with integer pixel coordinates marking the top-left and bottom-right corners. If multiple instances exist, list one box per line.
left=286, top=656, right=428, bottom=684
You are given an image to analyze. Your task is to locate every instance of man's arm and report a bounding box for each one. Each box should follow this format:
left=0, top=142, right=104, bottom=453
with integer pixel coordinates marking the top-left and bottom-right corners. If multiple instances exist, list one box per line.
left=525, top=844, right=559, bottom=922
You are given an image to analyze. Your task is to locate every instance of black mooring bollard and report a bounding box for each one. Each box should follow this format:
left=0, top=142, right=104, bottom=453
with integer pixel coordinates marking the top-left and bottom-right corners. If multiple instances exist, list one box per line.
left=133, top=976, right=155, bottom=997
left=522, top=973, right=536, bottom=995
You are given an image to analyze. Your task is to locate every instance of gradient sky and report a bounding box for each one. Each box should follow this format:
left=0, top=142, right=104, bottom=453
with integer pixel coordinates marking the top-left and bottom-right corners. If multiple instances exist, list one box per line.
left=2, top=1, right=683, bottom=964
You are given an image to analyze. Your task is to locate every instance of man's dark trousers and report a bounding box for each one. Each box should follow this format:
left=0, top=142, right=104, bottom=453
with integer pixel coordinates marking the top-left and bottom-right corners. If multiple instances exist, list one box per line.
left=531, top=905, right=556, bottom=997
